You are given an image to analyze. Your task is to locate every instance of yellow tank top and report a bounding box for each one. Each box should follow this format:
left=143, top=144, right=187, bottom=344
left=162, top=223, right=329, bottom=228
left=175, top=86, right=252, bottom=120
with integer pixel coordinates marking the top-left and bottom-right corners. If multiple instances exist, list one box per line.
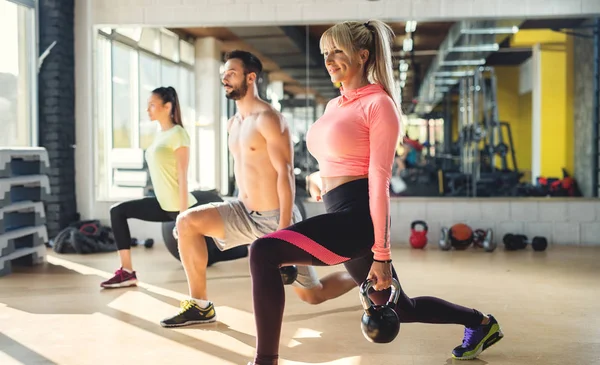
left=145, top=125, right=198, bottom=212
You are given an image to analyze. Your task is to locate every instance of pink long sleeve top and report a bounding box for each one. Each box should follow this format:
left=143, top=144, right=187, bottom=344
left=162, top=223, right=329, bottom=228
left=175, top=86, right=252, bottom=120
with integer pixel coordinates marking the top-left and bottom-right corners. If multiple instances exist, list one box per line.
left=306, top=83, right=401, bottom=261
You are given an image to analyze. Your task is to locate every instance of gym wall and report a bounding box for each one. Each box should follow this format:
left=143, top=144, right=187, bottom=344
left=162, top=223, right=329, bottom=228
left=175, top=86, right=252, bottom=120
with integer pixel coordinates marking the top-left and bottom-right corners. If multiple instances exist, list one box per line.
left=573, top=18, right=600, bottom=198
left=484, top=30, right=576, bottom=186
left=304, top=198, right=600, bottom=247
left=539, top=39, right=571, bottom=179
left=90, top=0, right=598, bottom=26
left=495, top=66, right=531, bottom=178
left=495, top=66, right=533, bottom=181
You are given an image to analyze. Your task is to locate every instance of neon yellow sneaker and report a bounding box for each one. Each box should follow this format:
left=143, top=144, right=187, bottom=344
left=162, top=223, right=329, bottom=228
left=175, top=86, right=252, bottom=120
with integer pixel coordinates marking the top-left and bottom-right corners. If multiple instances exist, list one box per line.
left=159, top=299, right=216, bottom=328
left=452, top=314, right=504, bottom=360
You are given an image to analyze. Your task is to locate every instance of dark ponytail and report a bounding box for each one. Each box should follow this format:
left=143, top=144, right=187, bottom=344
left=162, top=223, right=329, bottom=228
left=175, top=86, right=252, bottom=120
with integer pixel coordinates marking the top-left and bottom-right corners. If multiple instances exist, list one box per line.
left=152, top=86, right=183, bottom=126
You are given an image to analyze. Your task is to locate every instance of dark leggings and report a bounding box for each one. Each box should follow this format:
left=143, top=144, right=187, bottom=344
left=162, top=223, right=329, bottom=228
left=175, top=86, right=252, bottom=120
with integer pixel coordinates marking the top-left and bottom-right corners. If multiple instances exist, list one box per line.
left=110, top=197, right=248, bottom=264
left=249, top=179, right=484, bottom=365
left=111, top=197, right=179, bottom=250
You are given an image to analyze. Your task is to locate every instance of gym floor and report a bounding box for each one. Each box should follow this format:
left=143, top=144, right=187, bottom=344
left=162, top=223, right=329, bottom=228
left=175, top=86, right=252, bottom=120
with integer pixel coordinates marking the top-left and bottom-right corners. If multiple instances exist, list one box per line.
left=1, top=243, right=599, bottom=365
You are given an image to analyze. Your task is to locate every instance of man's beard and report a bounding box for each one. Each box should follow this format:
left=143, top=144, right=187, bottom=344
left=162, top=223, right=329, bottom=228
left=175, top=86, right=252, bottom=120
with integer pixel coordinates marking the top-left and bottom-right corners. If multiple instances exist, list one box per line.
left=225, top=79, right=248, bottom=100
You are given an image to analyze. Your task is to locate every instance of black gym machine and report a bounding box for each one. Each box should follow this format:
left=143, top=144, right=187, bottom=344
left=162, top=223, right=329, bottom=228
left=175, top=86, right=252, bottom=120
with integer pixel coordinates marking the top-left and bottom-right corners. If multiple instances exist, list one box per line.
left=437, top=67, right=523, bottom=197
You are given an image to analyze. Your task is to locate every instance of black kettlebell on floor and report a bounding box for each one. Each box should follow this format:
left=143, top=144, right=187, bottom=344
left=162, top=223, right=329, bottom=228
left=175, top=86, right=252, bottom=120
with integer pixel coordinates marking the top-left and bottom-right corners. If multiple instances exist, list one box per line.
left=279, top=265, right=298, bottom=285
left=359, top=278, right=401, bottom=344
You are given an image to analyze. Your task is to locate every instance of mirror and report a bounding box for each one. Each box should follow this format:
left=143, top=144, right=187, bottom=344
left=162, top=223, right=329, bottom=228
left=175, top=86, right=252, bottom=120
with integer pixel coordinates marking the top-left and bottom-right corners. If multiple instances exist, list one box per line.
left=93, top=17, right=598, bottom=200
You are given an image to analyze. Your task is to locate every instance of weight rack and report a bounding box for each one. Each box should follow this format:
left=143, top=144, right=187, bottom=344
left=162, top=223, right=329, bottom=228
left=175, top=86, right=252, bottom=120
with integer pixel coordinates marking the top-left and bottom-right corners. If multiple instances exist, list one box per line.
left=0, top=147, right=51, bottom=277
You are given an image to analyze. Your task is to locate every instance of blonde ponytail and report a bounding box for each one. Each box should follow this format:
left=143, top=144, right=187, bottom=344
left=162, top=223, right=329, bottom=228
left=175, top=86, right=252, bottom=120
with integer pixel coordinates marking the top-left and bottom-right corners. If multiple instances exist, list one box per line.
left=365, top=20, right=399, bottom=109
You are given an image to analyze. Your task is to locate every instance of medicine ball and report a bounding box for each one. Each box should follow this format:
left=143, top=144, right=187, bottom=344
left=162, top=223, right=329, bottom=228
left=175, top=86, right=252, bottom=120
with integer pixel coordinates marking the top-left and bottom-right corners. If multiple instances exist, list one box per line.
left=449, top=223, right=473, bottom=250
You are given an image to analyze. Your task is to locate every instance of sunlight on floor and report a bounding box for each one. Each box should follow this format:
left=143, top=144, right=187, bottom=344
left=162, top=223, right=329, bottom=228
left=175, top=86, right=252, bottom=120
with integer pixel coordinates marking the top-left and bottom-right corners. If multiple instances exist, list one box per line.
left=0, top=254, right=365, bottom=365
left=0, top=306, right=237, bottom=365
left=279, top=357, right=362, bottom=365
left=108, top=291, right=256, bottom=357
left=7, top=245, right=598, bottom=365
left=47, top=255, right=188, bottom=301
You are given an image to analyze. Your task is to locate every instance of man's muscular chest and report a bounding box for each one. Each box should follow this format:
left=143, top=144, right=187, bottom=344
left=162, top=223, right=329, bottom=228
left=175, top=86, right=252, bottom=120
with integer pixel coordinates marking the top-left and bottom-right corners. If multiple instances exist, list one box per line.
left=228, top=117, right=265, bottom=155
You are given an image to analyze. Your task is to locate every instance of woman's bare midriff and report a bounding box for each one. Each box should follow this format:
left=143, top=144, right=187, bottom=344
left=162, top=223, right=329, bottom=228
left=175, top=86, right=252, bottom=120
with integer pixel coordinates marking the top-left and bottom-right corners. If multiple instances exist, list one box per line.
left=320, top=174, right=369, bottom=196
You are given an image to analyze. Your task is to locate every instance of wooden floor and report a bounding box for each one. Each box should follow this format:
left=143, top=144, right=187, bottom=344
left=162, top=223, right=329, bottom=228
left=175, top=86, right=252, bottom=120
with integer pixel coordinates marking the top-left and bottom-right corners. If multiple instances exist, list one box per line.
left=1, top=243, right=600, bottom=365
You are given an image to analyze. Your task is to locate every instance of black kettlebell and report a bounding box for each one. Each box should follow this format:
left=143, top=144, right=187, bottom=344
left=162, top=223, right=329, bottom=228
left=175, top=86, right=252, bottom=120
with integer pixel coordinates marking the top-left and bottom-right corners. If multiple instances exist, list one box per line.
left=359, top=278, right=401, bottom=344
left=279, top=265, right=298, bottom=285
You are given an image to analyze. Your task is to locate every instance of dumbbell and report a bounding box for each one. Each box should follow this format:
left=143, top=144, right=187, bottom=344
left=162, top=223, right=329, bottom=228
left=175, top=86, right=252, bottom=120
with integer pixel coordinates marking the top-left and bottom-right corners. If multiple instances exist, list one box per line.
left=279, top=265, right=298, bottom=285
left=503, top=234, right=547, bottom=251
left=131, top=237, right=155, bottom=248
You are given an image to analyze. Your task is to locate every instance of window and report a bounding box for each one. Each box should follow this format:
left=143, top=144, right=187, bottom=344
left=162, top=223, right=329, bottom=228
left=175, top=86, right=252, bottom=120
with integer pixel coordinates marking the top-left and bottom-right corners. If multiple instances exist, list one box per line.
left=139, top=52, right=160, bottom=150
left=94, top=29, right=196, bottom=201
left=179, top=67, right=197, bottom=186
left=0, top=0, right=37, bottom=147
left=161, top=60, right=179, bottom=90
left=111, top=42, right=136, bottom=149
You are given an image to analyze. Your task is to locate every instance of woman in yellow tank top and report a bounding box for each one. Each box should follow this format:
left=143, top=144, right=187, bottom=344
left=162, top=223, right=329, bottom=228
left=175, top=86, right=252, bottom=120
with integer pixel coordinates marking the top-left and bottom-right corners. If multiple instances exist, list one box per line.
left=101, top=86, right=197, bottom=288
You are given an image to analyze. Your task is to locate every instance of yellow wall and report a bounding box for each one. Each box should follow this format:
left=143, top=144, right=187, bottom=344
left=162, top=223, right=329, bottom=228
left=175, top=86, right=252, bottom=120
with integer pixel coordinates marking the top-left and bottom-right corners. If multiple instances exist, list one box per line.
left=511, top=29, right=567, bottom=47
left=509, top=30, right=574, bottom=178
left=539, top=43, right=570, bottom=177
left=518, top=92, right=532, bottom=181
left=495, top=67, right=531, bottom=178
left=451, top=103, right=458, bottom=142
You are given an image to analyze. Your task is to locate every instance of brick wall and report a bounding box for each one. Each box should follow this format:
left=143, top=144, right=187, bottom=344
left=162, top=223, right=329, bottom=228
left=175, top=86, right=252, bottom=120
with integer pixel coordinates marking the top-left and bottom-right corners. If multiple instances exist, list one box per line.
left=304, top=198, right=600, bottom=246
left=39, top=0, right=78, bottom=237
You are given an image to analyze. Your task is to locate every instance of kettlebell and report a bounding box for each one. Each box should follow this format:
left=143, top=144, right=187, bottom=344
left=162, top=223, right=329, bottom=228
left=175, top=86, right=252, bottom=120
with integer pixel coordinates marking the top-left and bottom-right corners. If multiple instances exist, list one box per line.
left=409, top=220, right=428, bottom=249
left=472, top=229, right=487, bottom=248
left=359, top=278, right=401, bottom=344
left=482, top=228, right=496, bottom=252
left=439, top=227, right=452, bottom=251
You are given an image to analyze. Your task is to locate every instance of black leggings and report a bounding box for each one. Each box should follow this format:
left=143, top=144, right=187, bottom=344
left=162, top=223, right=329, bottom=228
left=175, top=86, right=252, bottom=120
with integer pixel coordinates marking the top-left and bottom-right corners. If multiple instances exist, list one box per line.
left=248, top=179, right=484, bottom=365
left=110, top=197, right=248, bottom=265
left=111, top=197, right=180, bottom=250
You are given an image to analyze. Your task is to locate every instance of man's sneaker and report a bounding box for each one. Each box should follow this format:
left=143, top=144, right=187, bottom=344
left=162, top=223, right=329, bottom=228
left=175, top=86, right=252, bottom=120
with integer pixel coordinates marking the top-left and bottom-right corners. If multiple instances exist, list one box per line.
left=100, top=268, right=137, bottom=288
left=452, top=314, right=503, bottom=360
left=160, top=299, right=216, bottom=327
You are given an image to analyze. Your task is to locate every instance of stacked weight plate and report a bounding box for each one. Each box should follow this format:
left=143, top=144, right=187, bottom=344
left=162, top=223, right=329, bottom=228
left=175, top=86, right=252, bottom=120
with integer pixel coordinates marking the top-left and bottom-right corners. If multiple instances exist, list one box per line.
left=0, top=147, right=51, bottom=277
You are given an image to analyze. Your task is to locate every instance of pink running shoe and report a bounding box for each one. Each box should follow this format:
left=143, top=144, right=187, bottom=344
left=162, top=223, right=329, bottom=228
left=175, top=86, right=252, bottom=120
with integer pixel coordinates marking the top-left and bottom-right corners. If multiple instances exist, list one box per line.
left=100, top=268, right=138, bottom=288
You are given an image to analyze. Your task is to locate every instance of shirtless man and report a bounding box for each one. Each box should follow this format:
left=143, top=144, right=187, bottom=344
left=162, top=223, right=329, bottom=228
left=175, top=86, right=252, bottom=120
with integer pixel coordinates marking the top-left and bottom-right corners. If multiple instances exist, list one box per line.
left=160, top=50, right=356, bottom=328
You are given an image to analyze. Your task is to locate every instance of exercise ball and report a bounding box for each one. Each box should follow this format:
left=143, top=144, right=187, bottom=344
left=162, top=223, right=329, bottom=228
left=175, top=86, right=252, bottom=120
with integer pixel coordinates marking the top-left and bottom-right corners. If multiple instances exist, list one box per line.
left=294, top=194, right=307, bottom=220
left=161, top=190, right=224, bottom=262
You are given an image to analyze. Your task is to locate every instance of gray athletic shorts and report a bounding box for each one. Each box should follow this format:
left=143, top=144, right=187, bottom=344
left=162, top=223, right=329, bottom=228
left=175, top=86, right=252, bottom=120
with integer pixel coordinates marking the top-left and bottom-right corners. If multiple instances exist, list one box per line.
left=211, top=199, right=320, bottom=289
